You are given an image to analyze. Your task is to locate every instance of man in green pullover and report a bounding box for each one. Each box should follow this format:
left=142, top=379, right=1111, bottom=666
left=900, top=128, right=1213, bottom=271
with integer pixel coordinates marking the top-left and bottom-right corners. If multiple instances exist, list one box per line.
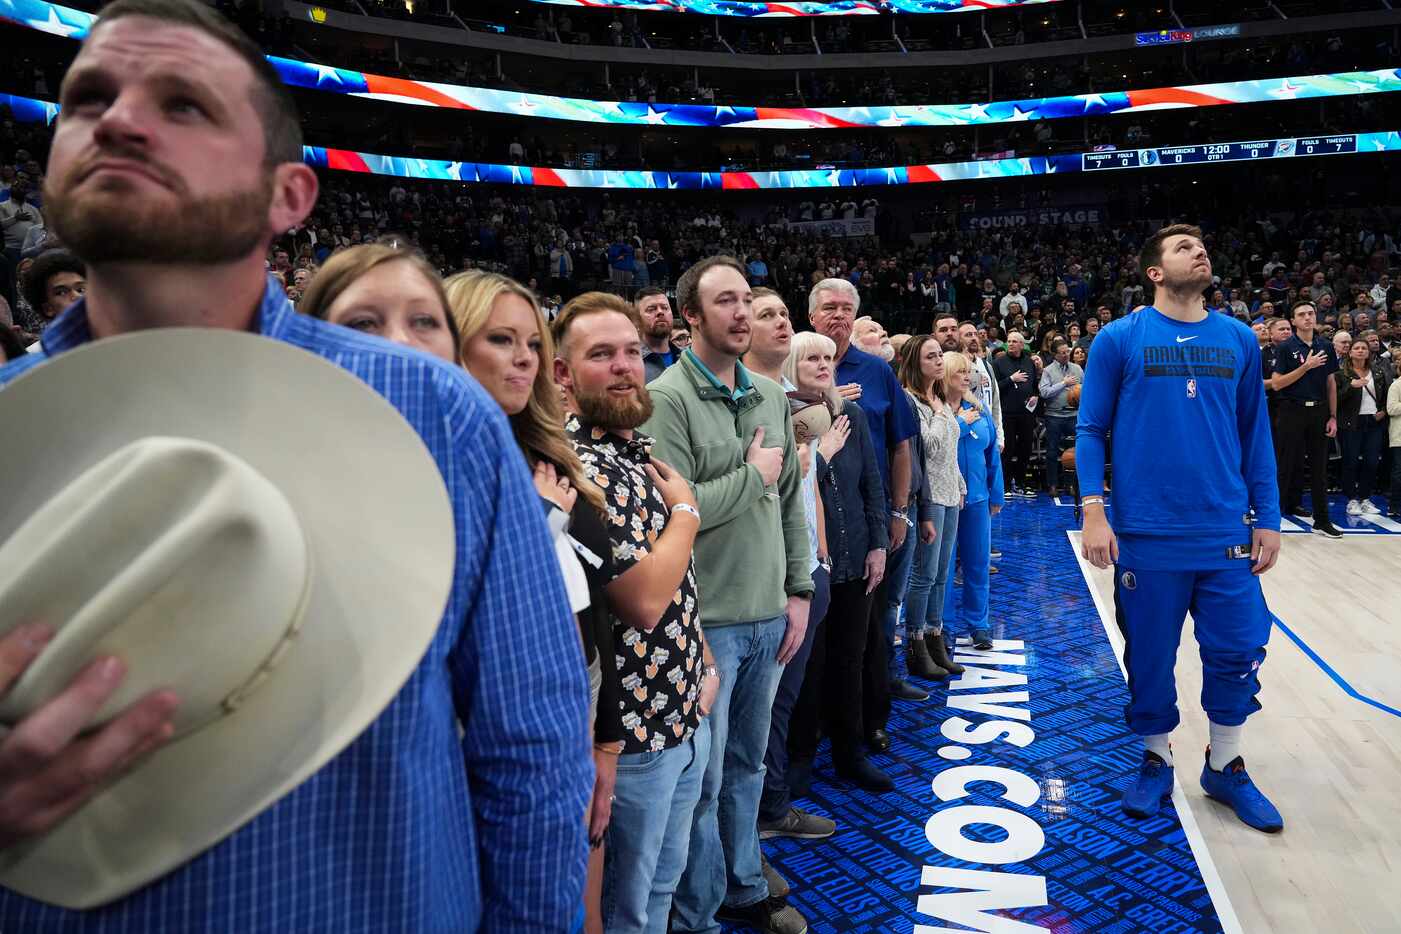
left=645, top=255, right=814, bottom=934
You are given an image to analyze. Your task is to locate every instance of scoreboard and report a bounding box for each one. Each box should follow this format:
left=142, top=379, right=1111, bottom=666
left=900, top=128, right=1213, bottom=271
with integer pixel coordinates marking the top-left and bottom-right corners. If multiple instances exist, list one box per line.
left=1083, top=135, right=1359, bottom=171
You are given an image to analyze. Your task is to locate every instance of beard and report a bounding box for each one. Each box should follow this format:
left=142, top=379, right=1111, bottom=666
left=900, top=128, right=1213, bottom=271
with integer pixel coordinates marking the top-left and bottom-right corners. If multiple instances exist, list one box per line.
left=574, top=381, right=654, bottom=431
left=647, top=318, right=673, bottom=339
left=1159, top=267, right=1212, bottom=296
left=45, top=155, right=273, bottom=265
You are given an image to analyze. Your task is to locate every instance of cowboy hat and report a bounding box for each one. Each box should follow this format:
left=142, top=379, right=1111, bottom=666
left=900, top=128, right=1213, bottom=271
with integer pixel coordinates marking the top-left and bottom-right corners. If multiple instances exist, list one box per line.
left=0, top=328, right=455, bottom=909
left=786, top=390, right=834, bottom=445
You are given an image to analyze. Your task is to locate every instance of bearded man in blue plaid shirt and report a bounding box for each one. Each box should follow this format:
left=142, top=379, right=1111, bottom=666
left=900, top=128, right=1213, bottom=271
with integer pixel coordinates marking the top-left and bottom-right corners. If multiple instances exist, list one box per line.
left=0, top=1, right=592, bottom=930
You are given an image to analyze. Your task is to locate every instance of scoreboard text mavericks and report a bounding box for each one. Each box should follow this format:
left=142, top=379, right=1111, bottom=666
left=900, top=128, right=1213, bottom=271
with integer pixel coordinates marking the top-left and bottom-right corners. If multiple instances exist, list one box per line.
left=1083, top=135, right=1360, bottom=171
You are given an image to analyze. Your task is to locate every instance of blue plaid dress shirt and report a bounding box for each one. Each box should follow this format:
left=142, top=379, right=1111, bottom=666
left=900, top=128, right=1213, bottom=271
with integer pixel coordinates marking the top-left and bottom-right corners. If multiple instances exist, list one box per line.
left=0, top=278, right=593, bottom=932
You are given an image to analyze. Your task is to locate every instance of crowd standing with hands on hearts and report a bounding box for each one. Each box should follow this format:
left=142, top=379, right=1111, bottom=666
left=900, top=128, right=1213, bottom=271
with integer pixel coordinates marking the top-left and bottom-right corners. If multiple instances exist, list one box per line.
left=0, top=0, right=1379, bottom=924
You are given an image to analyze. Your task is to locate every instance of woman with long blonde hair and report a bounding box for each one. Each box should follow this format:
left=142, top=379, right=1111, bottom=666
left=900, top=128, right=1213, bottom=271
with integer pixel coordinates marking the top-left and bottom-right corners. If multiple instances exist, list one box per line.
left=443, top=270, right=619, bottom=933
left=939, top=351, right=1004, bottom=652
left=444, top=270, right=602, bottom=511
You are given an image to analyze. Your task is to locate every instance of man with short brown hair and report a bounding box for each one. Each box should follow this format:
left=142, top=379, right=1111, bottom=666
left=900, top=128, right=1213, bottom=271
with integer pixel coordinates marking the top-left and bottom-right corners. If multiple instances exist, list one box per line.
left=636, top=286, right=681, bottom=381
left=646, top=256, right=813, bottom=934
left=1080, top=223, right=1283, bottom=834
left=0, top=1, right=591, bottom=926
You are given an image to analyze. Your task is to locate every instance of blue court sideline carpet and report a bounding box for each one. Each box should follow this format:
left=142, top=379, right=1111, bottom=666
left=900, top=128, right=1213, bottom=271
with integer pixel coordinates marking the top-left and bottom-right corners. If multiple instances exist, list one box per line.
left=747, top=497, right=1225, bottom=934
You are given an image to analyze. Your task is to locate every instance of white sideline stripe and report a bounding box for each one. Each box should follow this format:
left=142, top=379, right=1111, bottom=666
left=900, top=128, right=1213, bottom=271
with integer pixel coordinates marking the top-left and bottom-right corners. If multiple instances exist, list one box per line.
left=1066, top=530, right=1245, bottom=934
left=1286, top=514, right=1374, bottom=533
left=1361, top=512, right=1401, bottom=532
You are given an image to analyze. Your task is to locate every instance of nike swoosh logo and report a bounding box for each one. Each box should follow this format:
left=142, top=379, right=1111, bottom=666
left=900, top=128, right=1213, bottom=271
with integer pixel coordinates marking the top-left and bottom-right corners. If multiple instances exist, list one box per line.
left=1176, top=335, right=1198, bottom=343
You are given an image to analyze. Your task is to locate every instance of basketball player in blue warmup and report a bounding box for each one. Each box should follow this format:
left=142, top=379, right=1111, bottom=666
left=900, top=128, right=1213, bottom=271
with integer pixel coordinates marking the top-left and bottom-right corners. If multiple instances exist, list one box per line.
left=1077, top=224, right=1285, bottom=833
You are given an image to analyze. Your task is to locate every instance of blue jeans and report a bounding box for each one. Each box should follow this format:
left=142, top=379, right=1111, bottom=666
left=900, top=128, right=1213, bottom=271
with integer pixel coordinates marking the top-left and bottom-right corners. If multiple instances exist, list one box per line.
left=905, top=503, right=960, bottom=638
left=943, top=499, right=992, bottom=635
left=673, top=617, right=787, bottom=934
left=1340, top=420, right=1387, bottom=500
left=882, top=525, right=918, bottom=681
left=761, top=566, right=830, bottom=823
left=602, top=716, right=711, bottom=933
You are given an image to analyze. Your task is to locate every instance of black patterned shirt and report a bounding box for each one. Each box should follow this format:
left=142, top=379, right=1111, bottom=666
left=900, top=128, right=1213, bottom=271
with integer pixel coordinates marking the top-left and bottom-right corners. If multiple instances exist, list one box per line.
left=566, top=414, right=703, bottom=754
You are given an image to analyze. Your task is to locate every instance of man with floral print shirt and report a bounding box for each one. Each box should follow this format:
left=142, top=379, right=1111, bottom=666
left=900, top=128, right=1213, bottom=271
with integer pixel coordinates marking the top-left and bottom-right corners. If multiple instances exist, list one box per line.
left=554, top=291, right=718, bottom=934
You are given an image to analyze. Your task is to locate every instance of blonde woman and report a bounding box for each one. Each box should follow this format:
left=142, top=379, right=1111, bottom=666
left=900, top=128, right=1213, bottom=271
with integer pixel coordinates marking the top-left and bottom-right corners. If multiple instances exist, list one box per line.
left=782, top=331, right=894, bottom=793
left=940, top=351, right=1004, bottom=652
left=443, top=270, right=619, bottom=932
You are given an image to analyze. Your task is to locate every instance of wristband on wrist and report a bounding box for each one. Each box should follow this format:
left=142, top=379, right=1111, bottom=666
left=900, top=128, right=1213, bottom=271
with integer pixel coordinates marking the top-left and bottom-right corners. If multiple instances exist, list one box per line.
left=701, top=664, right=720, bottom=680
left=593, top=741, right=625, bottom=756
left=671, top=503, right=700, bottom=522
left=1082, top=495, right=1105, bottom=507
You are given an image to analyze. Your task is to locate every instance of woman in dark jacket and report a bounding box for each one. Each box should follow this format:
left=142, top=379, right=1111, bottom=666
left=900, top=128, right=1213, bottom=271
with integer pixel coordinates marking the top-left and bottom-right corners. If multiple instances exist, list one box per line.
left=782, top=331, right=894, bottom=793
left=1336, top=338, right=1392, bottom=516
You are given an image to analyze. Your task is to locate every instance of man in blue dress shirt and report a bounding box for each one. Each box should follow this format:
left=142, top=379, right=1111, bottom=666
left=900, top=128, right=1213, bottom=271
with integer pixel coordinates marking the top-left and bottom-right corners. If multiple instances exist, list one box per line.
left=0, top=0, right=591, bottom=928
left=809, top=278, right=922, bottom=758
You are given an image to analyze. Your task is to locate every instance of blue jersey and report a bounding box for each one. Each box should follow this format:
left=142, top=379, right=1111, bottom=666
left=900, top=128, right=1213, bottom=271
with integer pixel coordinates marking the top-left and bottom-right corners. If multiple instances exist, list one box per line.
left=1076, top=307, right=1280, bottom=570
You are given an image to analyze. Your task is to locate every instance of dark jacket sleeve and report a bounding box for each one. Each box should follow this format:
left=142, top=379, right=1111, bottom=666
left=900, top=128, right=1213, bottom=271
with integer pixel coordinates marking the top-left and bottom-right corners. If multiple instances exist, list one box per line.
left=1335, top=366, right=1367, bottom=429
left=569, top=501, right=625, bottom=745
left=592, top=625, right=624, bottom=745
left=852, top=406, right=889, bottom=551
left=906, top=399, right=936, bottom=524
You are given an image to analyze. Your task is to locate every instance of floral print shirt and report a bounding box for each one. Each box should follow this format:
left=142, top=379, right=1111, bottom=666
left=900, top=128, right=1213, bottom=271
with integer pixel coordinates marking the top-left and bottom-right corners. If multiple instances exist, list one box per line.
left=566, top=414, right=703, bottom=754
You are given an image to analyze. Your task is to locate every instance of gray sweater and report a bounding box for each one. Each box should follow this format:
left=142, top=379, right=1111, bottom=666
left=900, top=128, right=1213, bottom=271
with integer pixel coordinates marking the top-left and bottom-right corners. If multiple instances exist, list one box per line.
left=1039, top=360, right=1084, bottom=418
left=909, top=393, right=966, bottom=508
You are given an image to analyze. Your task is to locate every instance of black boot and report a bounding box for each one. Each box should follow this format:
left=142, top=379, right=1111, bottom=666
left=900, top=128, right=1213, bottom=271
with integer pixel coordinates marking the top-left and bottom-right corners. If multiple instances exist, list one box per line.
left=889, top=679, right=929, bottom=701
left=906, top=636, right=949, bottom=680
left=835, top=755, right=894, bottom=793
left=929, top=632, right=964, bottom=675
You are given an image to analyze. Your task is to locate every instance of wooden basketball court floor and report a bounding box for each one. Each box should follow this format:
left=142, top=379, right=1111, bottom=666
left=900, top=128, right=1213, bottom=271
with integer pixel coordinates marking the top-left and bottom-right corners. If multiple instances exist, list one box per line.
left=1071, top=526, right=1401, bottom=934
left=756, top=497, right=1398, bottom=933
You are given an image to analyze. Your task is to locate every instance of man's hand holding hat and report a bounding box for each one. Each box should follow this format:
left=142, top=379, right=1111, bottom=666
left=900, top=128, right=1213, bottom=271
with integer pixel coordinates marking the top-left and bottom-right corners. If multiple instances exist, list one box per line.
left=0, top=634, right=177, bottom=849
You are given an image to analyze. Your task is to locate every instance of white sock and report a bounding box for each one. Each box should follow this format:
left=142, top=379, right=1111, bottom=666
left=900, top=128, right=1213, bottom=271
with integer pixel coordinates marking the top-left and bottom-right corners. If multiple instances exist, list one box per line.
left=1208, top=723, right=1243, bottom=771
left=1144, top=733, right=1172, bottom=765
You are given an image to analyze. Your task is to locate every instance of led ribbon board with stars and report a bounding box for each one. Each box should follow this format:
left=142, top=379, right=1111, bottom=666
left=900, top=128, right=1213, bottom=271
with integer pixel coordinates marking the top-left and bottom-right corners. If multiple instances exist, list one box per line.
left=2, top=90, right=1395, bottom=191
left=4, top=0, right=1398, bottom=131
left=515, top=0, right=1059, bottom=16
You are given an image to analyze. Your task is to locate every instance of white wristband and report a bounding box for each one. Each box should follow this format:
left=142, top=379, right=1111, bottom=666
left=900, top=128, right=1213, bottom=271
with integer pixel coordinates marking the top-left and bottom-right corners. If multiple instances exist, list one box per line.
left=671, top=503, right=700, bottom=522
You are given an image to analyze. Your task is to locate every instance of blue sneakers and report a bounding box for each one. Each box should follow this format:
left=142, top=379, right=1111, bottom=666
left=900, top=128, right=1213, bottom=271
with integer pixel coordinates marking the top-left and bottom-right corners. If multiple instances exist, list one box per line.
left=1200, top=751, right=1284, bottom=833
left=1122, top=751, right=1174, bottom=818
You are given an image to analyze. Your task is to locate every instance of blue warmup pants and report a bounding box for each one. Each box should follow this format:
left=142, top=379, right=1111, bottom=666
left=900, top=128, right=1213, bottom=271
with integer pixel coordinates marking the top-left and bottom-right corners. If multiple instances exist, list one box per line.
left=1112, top=562, right=1272, bottom=735
left=942, top=499, right=991, bottom=636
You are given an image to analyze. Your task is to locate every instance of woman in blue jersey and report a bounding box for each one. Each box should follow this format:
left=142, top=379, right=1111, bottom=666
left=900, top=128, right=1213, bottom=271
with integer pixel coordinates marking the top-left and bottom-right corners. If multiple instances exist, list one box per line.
left=941, top=351, right=1004, bottom=652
